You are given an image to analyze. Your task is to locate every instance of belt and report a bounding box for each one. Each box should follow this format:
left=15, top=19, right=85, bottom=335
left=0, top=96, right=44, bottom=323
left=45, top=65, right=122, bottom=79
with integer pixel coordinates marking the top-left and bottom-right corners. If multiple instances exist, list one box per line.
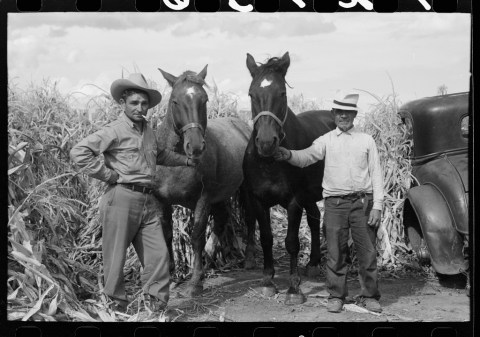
left=119, top=183, right=155, bottom=194
left=329, top=192, right=372, bottom=200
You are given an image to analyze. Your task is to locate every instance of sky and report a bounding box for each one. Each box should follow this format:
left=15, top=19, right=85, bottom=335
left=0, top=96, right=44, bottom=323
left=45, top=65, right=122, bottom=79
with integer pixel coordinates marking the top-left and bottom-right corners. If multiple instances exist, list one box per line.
left=7, top=12, right=471, bottom=113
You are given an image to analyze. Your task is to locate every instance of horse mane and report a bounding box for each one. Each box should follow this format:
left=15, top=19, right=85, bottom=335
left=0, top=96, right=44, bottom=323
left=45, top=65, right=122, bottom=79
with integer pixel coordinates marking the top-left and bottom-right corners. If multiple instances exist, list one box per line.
left=175, top=71, right=208, bottom=88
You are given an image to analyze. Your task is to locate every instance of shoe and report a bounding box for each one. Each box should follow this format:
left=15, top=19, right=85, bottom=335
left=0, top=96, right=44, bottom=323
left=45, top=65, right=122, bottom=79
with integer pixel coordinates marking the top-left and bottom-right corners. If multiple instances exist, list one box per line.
left=327, top=298, right=344, bottom=313
left=357, top=297, right=382, bottom=313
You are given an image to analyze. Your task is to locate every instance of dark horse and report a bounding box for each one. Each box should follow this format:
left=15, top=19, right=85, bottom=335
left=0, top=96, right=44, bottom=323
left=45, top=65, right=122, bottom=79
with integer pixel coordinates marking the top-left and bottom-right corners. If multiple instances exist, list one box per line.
left=242, top=52, right=336, bottom=304
left=153, top=66, right=251, bottom=297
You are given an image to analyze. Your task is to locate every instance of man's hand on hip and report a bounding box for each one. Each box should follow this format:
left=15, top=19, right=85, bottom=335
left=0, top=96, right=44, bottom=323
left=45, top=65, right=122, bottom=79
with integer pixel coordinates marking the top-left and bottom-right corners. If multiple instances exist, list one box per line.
left=274, top=147, right=291, bottom=161
left=107, top=170, right=119, bottom=185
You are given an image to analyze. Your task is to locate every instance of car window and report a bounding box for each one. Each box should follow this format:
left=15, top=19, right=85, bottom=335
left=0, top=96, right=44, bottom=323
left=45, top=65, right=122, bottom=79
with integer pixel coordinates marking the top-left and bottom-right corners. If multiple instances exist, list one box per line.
left=461, top=115, right=469, bottom=139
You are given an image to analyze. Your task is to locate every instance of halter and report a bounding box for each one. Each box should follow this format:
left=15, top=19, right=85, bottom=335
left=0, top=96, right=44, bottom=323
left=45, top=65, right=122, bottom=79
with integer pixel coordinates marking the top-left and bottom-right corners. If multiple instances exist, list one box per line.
left=252, top=102, right=289, bottom=141
left=169, top=101, right=205, bottom=137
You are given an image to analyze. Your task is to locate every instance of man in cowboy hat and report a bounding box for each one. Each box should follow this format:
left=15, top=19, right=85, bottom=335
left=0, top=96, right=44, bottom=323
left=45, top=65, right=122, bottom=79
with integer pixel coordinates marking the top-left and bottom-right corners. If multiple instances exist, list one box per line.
left=70, top=73, right=196, bottom=314
left=274, top=93, right=384, bottom=313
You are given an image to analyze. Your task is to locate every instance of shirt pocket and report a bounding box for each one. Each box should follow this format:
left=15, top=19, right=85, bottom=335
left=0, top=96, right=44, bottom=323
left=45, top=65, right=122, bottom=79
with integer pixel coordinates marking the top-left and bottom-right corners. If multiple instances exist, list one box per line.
left=353, top=148, right=368, bottom=170
left=116, top=147, right=141, bottom=174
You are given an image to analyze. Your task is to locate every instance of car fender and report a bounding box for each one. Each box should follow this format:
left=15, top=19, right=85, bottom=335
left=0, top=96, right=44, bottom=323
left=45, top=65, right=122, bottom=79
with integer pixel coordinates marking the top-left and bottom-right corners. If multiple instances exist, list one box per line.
left=406, top=184, right=467, bottom=275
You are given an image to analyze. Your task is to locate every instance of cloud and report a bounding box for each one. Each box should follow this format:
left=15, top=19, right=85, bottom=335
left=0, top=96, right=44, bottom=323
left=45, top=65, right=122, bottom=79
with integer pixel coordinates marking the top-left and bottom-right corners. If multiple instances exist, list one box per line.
left=387, top=13, right=470, bottom=39
left=9, top=12, right=190, bottom=33
left=171, top=13, right=336, bottom=38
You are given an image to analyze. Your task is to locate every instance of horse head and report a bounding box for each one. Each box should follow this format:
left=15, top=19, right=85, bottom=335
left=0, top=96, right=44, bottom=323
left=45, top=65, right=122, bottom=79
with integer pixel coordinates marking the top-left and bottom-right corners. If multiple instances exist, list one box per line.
left=246, top=52, right=290, bottom=157
left=159, top=65, right=209, bottom=161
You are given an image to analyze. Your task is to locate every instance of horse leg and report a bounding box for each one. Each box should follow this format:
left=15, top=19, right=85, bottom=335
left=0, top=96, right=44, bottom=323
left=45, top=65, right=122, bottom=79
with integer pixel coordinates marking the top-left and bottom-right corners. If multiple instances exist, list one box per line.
left=284, top=197, right=306, bottom=305
left=241, top=185, right=257, bottom=270
left=211, top=201, right=228, bottom=237
left=184, top=195, right=211, bottom=298
left=159, top=203, right=175, bottom=275
left=304, top=202, right=322, bottom=277
left=254, top=199, right=277, bottom=296
left=206, top=201, right=229, bottom=262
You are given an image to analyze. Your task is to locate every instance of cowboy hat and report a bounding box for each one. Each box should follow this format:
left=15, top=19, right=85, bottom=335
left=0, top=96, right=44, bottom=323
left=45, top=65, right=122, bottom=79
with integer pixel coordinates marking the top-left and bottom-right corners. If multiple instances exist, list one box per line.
left=110, top=73, right=162, bottom=109
left=331, top=93, right=359, bottom=111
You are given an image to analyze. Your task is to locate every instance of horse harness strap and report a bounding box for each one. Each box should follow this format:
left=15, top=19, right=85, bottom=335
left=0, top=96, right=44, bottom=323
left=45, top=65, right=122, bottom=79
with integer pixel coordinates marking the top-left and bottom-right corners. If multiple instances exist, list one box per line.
left=169, top=102, right=205, bottom=136
left=252, top=106, right=288, bottom=128
left=180, top=122, right=205, bottom=135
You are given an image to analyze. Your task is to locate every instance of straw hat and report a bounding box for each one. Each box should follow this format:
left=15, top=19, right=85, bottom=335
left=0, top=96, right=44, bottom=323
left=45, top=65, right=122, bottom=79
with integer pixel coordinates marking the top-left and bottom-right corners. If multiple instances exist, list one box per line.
left=110, top=73, right=162, bottom=109
left=331, top=93, right=359, bottom=111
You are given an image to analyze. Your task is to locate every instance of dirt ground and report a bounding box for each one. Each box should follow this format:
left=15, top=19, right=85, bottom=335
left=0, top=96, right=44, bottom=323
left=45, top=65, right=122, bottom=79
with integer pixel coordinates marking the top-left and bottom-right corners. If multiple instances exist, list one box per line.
left=166, top=260, right=470, bottom=323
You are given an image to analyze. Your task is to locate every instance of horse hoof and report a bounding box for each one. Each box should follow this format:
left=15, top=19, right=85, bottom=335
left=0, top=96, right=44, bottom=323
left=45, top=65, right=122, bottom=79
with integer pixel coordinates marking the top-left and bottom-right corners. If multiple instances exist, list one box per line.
left=305, top=265, right=321, bottom=278
left=285, top=292, right=306, bottom=305
left=261, top=286, right=277, bottom=297
left=244, top=259, right=256, bottom=270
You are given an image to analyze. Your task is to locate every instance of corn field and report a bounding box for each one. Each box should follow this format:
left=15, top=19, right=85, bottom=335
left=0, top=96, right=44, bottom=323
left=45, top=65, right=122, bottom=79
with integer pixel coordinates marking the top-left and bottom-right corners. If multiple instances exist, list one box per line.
left=7, top=78, right=415, bottom=321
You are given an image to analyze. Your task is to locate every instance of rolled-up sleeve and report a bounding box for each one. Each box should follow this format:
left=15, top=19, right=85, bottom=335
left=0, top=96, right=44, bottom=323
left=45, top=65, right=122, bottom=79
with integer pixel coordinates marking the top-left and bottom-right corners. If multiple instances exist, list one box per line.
left=70, top=128, right=117, bottom=183
left=288, top=135, right=327, bottom=168
left=368, top=136, right=384, bottom=210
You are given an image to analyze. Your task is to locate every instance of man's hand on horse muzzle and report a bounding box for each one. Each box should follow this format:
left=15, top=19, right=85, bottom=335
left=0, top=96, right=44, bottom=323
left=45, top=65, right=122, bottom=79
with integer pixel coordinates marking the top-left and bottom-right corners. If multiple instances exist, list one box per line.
left=274, top=147, right=292, bottom=161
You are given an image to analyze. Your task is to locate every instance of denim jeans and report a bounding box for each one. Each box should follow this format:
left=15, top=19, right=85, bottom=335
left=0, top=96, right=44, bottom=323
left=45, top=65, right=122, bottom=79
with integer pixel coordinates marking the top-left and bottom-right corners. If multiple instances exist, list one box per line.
left=324, top=194, right=380, bottom=300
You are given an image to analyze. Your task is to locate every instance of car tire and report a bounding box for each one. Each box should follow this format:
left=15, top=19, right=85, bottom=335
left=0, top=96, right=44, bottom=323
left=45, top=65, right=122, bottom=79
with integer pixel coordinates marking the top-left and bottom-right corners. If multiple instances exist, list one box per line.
left=404, top=204, right=430, bottom=265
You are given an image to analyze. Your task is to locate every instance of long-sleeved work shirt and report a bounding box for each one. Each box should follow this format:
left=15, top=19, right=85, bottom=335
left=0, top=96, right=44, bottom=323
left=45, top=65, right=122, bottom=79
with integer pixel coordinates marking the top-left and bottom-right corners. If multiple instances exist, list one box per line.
left=70, top=113, right=186, bottom=187
left=288, top=126, right=384, bottom=210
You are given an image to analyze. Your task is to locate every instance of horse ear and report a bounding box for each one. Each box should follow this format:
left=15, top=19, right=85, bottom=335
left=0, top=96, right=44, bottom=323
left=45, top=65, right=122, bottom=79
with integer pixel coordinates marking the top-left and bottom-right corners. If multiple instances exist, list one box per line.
left=198, top=65, right=208, bottom=80
left=246, top=53, right=258, bottom=78
left=280, top=52, right=290, bottom=76
left=158, top=68, right=178, bottom=87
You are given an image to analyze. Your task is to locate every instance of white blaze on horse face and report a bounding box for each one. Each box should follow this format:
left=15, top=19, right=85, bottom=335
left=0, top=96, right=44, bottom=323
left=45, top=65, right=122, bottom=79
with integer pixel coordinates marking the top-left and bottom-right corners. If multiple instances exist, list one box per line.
left=260, top=78, right=272, bottom=88
left=186, top=86, right=197, bottom=98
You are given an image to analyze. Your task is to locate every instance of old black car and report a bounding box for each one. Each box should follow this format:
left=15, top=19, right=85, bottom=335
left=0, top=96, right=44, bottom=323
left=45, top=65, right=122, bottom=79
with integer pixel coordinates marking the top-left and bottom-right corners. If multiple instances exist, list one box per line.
left=399, top=92, right=470, bottom=290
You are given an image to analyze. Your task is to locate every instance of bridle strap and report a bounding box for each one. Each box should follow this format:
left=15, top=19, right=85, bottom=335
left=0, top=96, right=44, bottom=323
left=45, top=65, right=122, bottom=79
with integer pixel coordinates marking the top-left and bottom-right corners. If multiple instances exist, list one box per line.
left=180, top=122, right=205, bottom=135
left=169, top=102, right=205, bottom=137
left=252, top=103, right=289, bottom=141
left=252, top=103, right=289, bottom=127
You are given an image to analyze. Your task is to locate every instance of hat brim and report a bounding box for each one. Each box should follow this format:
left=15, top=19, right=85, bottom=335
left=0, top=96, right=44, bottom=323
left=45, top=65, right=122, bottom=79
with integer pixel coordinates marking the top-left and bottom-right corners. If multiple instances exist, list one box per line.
left=331, top=102, right=358, bottom=111
left=110, top=79, right=162, bottom=109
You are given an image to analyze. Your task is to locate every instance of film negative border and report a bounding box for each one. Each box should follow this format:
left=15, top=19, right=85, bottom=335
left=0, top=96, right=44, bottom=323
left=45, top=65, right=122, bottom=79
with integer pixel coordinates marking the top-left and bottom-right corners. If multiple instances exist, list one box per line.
left=8, top=0, right=473, bottom=13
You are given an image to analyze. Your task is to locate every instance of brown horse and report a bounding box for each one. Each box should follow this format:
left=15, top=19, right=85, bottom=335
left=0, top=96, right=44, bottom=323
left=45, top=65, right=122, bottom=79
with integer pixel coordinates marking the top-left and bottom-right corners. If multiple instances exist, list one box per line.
left=153, top=66, right=251, bottom=297
left=242, top=52, right=336, bottom=304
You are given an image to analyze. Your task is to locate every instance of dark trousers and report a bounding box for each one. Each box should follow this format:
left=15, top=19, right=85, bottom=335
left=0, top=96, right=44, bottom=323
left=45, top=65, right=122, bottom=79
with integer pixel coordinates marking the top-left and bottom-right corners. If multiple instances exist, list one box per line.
left=324, top=194, right=380, bottom=300
left=99, top=185, right=170, bottom=305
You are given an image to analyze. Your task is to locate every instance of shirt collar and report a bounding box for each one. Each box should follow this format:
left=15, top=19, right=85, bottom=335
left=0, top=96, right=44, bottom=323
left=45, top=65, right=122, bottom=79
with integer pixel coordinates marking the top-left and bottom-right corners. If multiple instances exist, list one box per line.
left=335, top=125, right=356, bottom=136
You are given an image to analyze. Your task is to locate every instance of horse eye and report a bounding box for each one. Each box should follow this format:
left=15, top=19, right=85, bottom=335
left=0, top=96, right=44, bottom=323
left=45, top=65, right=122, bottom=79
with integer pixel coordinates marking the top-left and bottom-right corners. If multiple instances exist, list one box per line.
left=280, top=92, right=286, bottom=97
left=172, top=100, right=178, bottom=105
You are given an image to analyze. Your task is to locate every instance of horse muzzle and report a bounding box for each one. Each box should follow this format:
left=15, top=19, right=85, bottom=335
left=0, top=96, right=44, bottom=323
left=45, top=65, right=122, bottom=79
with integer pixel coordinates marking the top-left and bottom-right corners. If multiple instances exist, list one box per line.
left=255, top=136, right=279, bottom=157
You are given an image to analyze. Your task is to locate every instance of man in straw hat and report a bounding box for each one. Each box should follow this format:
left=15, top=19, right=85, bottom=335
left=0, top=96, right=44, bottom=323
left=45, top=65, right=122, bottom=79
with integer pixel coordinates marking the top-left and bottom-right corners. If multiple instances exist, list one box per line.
left=71, top=73, right=196, bottom=314
left=274, top=93, right=384, bottom=313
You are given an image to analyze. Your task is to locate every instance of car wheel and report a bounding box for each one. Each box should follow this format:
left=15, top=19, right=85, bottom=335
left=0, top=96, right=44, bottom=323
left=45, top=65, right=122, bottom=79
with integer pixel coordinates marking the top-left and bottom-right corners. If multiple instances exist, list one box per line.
left=407, top=225, right=430, bottom=265
left=404, top=203, right=430, bottom=265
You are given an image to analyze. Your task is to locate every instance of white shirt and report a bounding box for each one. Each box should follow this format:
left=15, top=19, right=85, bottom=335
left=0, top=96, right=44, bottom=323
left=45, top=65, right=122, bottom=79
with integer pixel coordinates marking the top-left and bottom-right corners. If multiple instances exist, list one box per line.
left=288, top=126, right=384, bottom=210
